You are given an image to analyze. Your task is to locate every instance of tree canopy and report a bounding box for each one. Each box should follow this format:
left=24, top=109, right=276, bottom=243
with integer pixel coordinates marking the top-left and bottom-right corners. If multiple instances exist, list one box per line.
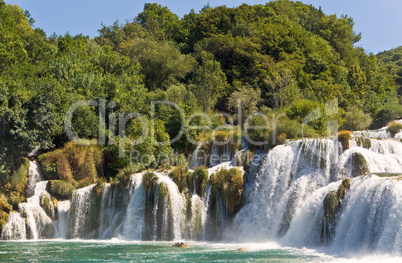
left=0, top=0, right=400, bottom=182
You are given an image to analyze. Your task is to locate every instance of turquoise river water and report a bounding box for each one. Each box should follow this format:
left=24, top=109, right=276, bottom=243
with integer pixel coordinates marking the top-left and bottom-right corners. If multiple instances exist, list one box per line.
left=1, top=240, right=401, bottom=262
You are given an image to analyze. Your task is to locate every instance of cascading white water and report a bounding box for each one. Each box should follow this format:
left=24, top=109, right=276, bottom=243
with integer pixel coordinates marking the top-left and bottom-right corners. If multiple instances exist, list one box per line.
left=69, top=184, right=96, bottom=239
left=53, top=200, right=71, bottom=239
left=3, top=127, right=402, bottom=256
left=154, top=172, right=185, bottom=240
left=26, top=161, right=42, bottom=197
left=122, top=174, right=146, bottom=240
left=0, top=212, right=26, bottom=240
left=228, top=136, right=402, bottom=254
left=190, top=144, right=204, bottom=169
left=1, top=180, right=54, bottom=240
left=228, top=139, right=338, bottom=241
left=331, top=175, right=402, bottom=254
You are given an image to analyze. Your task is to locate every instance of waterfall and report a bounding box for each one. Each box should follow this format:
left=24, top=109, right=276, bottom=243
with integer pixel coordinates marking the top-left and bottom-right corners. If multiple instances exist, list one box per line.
left=190, top=144, right=203, bottom=169
left=153, top=172, right=185, bottom=240
left=69, top=184, right=96, bottom=239
left=0, top=212, right=26, bottom=240
left=229, top=138, right=402, bottom=242
left=331, top=175, right=402, bottom=254
left=1, top=181, right=54, bottom=240
left=53, top=201, right=71, bottom=239
left=2, top=126, right=402, bottom=256
left=122, top=174, right=146, bottom=240
left=26, top=161, right=43, bottom=197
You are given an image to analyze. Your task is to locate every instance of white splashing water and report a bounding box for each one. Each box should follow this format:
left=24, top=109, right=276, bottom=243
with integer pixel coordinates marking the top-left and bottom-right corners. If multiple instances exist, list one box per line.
left=69, top=184, right=96, bottom=239
left=0, top=212, right=26, bottom=240
left=26, top=161, right=43, bottom=197
left=154, top=172, right=185, bottom=240
left=229, top=137, right=402, bottom=255
left=122, top=174, right=146, bottom=240
left=54, top=200, right=71, bottom=239
left=1, top=181, right=54, bottom=240
left=190, top=144, right=204, bottom=169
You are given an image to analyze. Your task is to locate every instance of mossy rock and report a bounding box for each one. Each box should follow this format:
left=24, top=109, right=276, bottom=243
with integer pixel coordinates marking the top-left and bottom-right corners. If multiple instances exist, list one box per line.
left=351, top=152, right=369, bottom=177
left=211, top=168, right=244, bottom=215
left=323, top=179, right=351, bottom=223
left=47, top=180, right=75, bottom=200
left=374, top=172, right=402, bottom=177
left=0, top=195, right=12, bottom=213
left=338, top=130, right=352, bottom=151
left=193, top=167, right=208, bottom=196
left=10, top=158, right=30, bottom=193
left=40, top=194, right=55, bottom=219
left=142, top=172, right=156, bottom=193
left=8, top=194, right=27, bottom=211
left=169, top=165, right=190, bottom=193
left=0, top=211, right=10, bottom=234
left=354, top=137, right=371, bottom=149
left=172, top=242, right=190, bottom=248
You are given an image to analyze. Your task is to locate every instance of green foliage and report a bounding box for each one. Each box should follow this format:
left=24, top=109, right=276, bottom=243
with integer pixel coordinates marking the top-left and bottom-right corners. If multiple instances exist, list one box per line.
left=342, top=106, right=372, bottom=131
left=193, top=166, right=208, bottom=196
left=227, top=85, right=261, bottom=124
left=116, top=163, right=145, bottom=189
left=210, top=168, right=244, bottom=214
left=38, top=141, right=103, bottom=184
left=136, top=3, right=186, bottom=42
left=47, top=180, right=75, bottom=200
left=168, top=165, right=190, bottom=192
left=373, top=103, right=402, bottom=128
left=190, top=51, right=227, bottom=112
left=10, top=158, right=29, bottom=192
left=0, top=0, right=400, bottom=189
left=287, top=99, right=321, bottom=122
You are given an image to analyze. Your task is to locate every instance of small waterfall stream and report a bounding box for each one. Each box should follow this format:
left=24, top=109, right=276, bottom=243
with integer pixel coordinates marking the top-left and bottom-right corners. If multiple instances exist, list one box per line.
left=1, top=162, right=55, bottom=240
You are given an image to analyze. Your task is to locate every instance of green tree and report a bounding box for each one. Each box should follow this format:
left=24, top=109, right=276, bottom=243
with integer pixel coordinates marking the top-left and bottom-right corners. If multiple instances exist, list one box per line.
left=190, top=51, right=227, bottom=112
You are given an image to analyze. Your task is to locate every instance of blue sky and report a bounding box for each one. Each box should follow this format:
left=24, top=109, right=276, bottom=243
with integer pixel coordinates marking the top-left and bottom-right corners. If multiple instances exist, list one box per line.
left=5, top=0, right=402, bottom=54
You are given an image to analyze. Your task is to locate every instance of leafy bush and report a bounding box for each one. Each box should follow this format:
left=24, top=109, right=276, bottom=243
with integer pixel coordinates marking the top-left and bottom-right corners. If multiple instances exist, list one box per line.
left=213, top=130, right=230, bottom=142
left=286, top=99, right=321, bottom=122
left=116, top=163, right=145, bottom=189
left=39, top=150, right=73, bottom=181
left=39, top=141, right=103, bottom=184
left=342, top=106, right=372, bottom=131
left=373, top=103, right=402, bottom=128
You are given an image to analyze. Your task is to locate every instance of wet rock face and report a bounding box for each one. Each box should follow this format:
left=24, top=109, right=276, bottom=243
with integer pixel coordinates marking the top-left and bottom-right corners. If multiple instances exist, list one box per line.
left=350, top=152, right=369, bottom=177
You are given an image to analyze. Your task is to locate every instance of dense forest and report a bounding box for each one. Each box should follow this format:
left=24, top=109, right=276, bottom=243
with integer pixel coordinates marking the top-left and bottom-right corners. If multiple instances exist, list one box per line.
left=1, top=0, right=402, bottom=220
